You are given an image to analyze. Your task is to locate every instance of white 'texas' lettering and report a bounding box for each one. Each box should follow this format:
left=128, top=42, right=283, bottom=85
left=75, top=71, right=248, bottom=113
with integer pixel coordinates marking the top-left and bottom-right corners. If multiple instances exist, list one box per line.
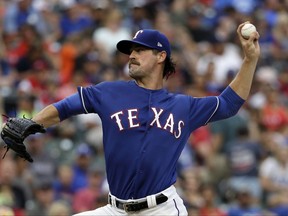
left=174, top=121, right=184, bottom=138
left=110, top=107, right=184, bottom=139
left=163, top=113, right=174, bottom=133
left=128, top=109, right=139, bottom=128
left=111, top=111, right=124, bottom=131
left=150, top=107, right=164, bottom=128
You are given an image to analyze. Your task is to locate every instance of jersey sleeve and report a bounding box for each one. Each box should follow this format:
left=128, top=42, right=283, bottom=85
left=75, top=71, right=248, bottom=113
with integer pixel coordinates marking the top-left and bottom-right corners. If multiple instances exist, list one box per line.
left=209, top=86, right=245, bottom=122
left=188, top=86, right=245, bottom=131
left=53, top=93, right=85, bottom=121
left=188, top=95, right=219, bottom=131
left=53, top=84, right=103, bottom=121
left=77, top=85, right=102, bottom=113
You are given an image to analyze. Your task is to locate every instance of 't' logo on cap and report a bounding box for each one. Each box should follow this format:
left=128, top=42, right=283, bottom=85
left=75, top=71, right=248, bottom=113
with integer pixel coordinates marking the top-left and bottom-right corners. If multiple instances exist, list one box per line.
left=133, top=30, right=144, bottom=39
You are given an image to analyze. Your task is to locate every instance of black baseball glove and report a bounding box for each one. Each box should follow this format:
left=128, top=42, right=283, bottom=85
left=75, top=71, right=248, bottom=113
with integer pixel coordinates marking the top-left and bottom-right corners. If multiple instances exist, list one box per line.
left=1, top=116, right=46, bottom=162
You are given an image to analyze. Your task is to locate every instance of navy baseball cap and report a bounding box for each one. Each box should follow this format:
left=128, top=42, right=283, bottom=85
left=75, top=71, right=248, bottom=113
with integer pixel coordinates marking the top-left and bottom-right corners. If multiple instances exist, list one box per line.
left=116, top=29, right=171, bottom=58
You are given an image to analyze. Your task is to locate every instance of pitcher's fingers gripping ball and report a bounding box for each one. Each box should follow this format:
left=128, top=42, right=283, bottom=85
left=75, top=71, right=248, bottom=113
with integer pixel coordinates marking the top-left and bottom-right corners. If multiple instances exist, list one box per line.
left=241, top=23, right=257, bottom=39
left=1, top=116, right=46, bottom=162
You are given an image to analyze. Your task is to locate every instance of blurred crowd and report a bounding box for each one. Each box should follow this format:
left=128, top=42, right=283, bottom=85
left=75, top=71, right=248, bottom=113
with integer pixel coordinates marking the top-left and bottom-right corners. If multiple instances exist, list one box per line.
left=1, top=0, right=288, bottom=215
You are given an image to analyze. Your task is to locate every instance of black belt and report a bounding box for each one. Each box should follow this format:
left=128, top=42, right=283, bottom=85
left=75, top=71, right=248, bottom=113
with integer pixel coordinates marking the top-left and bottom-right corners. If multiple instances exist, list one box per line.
left=108, top=193, right=168, bottom=212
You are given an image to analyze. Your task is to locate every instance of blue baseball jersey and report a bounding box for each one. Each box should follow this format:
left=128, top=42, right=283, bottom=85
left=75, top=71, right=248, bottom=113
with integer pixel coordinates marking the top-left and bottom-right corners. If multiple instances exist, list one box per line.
left=54, top=80, right=244, bottom=199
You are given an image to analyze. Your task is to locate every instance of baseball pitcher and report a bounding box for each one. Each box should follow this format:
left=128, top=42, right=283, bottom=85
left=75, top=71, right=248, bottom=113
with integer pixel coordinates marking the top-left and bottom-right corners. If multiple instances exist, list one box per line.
left=1, top=22, right=260, bottom=215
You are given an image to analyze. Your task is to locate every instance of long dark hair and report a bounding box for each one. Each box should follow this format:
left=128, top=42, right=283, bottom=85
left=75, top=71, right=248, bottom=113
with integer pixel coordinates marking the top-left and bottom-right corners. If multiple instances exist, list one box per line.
left=152, top=49, right=176, bottom=79
left=163, top=57, right=176, bottom=80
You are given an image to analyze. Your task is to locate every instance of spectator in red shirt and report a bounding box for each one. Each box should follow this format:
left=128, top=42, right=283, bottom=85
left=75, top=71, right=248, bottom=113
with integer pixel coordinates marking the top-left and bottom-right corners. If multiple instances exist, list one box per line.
left=198, top=183, right=227, bottom=216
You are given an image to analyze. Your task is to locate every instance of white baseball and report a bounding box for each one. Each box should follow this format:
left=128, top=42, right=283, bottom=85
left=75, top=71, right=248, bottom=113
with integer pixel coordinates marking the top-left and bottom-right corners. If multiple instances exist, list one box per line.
left=241, top=23, right=257, bottom=39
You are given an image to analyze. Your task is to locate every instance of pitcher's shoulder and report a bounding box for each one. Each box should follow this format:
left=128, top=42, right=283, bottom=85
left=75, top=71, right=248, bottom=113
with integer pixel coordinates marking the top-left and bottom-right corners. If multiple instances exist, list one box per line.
left=89, top=80, right=132, bottom=89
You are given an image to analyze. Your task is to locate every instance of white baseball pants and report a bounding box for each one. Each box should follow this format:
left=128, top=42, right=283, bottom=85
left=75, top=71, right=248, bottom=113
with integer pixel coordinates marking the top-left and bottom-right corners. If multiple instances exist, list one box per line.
left=73, top=185, right=188, bottom=216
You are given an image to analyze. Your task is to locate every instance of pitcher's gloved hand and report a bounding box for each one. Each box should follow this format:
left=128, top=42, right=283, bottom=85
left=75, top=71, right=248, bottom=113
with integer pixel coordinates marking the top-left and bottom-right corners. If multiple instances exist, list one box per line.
left=1, top=116, right=46, bottom=162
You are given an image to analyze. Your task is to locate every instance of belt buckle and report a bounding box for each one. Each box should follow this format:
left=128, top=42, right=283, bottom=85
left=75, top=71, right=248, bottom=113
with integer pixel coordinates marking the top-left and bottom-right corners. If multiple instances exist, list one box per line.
left=123, top=201, right=137, bottom=213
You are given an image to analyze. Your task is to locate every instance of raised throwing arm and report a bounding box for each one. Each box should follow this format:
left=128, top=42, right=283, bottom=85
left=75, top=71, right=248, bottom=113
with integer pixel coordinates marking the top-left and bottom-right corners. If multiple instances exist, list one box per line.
left=229, top=22, right=260, bottom=100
